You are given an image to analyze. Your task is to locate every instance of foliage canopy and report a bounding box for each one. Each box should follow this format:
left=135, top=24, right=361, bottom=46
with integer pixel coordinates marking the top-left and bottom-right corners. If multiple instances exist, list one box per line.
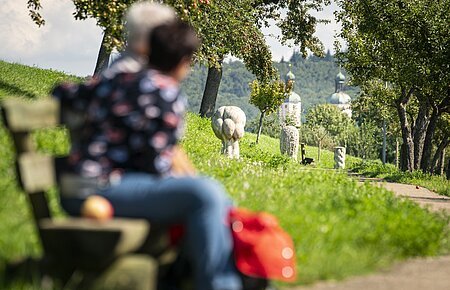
left=27, top=0, right=334, bottom=82
left=336, top=0, right=450, bottom=172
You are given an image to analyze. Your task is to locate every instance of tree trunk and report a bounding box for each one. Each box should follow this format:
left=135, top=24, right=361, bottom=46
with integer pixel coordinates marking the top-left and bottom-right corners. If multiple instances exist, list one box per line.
left=447, top=159, right=450, bottom=180
left=256, top=111, right=265, bottom=144
left=382, top=120, right=387, bottom=164
left=413, top=102, right=429, bottom=169
left=420, top=109, right=439, bottom=172
left=439, top=148, right=445, bottom=176
left=430, top=138, right=449, bottom=175
left=94, top=33, right=111, bottom=76
left=318, top=140, right=322, bottom=162
left=397, top=98, right=414, bottom=171
left=400, top=142, right=408, bottom=171
left=199, top=63, right=223, bottom=118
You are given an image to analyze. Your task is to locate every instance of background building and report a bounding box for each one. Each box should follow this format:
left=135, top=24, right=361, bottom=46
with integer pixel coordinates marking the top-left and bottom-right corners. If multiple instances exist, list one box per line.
left=329, top=71, right=352, bottom=117
left=279, top=69, right=302, bottom=126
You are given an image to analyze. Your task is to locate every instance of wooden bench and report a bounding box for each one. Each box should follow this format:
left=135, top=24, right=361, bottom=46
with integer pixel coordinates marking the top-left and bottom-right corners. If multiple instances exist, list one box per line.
left=1, top=98, right=174, bottom=290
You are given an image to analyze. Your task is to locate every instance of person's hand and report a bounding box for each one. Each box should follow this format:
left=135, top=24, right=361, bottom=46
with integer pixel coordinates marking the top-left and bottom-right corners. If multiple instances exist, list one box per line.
left=171, top=146, right=197, bottom=177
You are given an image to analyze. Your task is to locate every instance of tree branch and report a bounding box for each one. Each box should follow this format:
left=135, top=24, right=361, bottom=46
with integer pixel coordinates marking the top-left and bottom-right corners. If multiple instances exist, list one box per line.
left=438, top=96, right=450, bottom=114
left=399, top=86, right=415, bottom=105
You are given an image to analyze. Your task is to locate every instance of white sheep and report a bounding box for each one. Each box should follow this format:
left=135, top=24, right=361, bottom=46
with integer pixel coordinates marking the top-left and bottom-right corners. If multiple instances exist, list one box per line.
left=280, top=125, right=299, bottom=161
left=211, top=106, right=246, bottom=158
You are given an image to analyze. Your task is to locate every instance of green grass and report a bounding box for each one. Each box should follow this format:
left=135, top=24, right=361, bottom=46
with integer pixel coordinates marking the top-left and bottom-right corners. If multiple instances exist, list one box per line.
left=237, top=130, right=361, bottom=170
left=353, top=160, right=450, bottom=197
left=0, top=61, right=449, bottom=289
left=0, top=61, right=75, bottom=281
left=0, top=60, right=80, bottom=100
left=182, top=115, right=450, bottom=284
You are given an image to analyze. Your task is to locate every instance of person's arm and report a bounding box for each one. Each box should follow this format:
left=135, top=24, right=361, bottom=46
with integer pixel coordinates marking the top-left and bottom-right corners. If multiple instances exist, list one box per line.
left=171, top=145, right=197, bottom=176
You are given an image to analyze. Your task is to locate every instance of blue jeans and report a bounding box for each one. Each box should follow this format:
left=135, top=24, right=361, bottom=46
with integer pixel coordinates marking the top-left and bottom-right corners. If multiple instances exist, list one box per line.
left=61, top=173, right=242, bottom=290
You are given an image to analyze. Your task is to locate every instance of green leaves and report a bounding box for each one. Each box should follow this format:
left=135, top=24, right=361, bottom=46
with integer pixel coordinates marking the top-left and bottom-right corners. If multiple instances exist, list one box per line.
left=182, top=0, right=276, bottom=82
left=27, top=0, right=334, bottom=83
left=254, top=0, right=332, bottom=57
left=249, top=79, right=286, bottom=114
left=336, top=0, right=450, bottom=171
left=306, top=104, right=353, bottom=143
left=27, top=0, right=45, bottom=26
left=336, top=0, right=450, bottom=92
left=249, top=79, right=288, bottom=143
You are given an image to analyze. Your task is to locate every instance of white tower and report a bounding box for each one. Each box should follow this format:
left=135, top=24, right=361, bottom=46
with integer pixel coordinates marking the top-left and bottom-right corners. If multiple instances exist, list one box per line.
left=279, top=67, right=302, bottom=126
left=329, top=71, right=352, bottom=118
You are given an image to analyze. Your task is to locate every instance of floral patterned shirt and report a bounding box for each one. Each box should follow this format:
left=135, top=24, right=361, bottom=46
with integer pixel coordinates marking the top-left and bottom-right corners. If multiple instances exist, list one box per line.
left=52, top=69, right=186, bottom=180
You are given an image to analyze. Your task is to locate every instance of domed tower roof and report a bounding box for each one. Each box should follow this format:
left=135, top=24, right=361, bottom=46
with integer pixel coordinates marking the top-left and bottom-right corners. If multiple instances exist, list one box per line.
left=282, top=64, right=301, bottom=103
left=336, top=72, right=346, bottom=82
left=330, top=91, right=351, bottom=105
left=335, top=71, right=346, bottom=93
left=285, top=70, right=296, bottom=82
left=329, top=69, right=351, bottom=116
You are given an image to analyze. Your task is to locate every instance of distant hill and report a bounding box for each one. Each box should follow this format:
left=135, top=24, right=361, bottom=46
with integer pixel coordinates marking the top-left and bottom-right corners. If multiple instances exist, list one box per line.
left=181, top=51, right=359, bottom=121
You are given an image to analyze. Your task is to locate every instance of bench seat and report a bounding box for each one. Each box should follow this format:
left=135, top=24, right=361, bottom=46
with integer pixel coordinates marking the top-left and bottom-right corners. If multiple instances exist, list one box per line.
left=39, top=218, right=150, bottom=271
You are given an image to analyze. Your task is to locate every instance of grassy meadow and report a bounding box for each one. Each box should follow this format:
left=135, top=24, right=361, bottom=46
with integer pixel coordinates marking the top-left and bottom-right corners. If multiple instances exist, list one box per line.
left=0, top=61, right=449, bottom=289
left=182, top=115, right=450, bottom=284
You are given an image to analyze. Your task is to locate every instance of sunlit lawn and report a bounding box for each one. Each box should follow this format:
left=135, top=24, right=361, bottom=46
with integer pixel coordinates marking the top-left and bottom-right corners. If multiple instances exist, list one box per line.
left=1, top=61, right=449, bottom=289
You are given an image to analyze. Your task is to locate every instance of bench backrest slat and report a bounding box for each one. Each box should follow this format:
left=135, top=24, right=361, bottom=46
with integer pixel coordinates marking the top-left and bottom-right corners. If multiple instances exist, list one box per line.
left=1, top=98, right=60, bottom=221
left=2, top=98, right=59, bottom=132
left=18, top=152, right=56, bottom=194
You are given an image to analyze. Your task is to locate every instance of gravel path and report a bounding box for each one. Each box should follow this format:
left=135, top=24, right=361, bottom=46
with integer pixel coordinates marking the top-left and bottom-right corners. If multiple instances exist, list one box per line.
left=285, top=178, right=450, bottom=290
left=372, top=181, right=450, bottom=212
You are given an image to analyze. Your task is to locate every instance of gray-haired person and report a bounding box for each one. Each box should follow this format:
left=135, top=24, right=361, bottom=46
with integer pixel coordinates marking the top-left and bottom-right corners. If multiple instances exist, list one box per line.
left=54, top=19, right=243, bottom=290
left=103, top=1, right=176, bottom=77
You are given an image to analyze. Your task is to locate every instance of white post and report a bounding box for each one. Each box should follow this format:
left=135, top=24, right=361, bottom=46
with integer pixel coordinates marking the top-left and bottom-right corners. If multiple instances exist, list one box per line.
left=395, top=139, right=399, bottom=168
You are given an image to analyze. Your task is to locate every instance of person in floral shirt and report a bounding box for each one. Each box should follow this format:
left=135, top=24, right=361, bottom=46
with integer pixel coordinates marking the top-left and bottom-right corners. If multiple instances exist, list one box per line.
left=53, top=69, right=187, bottom=180
left=53, top=19, right=242, bottom=290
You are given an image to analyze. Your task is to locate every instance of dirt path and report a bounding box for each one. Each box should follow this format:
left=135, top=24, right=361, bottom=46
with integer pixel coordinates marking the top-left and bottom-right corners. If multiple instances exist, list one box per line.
left=286, top=178, right=450, bottom=290
left=372, top=181, right=450, bottom=212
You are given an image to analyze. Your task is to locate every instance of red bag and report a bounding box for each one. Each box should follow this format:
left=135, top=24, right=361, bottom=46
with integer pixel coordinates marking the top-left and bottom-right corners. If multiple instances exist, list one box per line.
left=229, top=208, right=297, bottom=282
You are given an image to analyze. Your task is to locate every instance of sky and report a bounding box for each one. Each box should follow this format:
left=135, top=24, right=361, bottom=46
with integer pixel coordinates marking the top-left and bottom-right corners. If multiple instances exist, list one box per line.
left=0, top=0, right=341, bottom=76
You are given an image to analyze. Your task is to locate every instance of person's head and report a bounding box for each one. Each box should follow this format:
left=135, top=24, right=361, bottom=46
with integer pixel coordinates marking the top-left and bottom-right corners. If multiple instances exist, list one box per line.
left=148, top=20, right=200, bottom=82
left=125, top=1, right=176, bottom=56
